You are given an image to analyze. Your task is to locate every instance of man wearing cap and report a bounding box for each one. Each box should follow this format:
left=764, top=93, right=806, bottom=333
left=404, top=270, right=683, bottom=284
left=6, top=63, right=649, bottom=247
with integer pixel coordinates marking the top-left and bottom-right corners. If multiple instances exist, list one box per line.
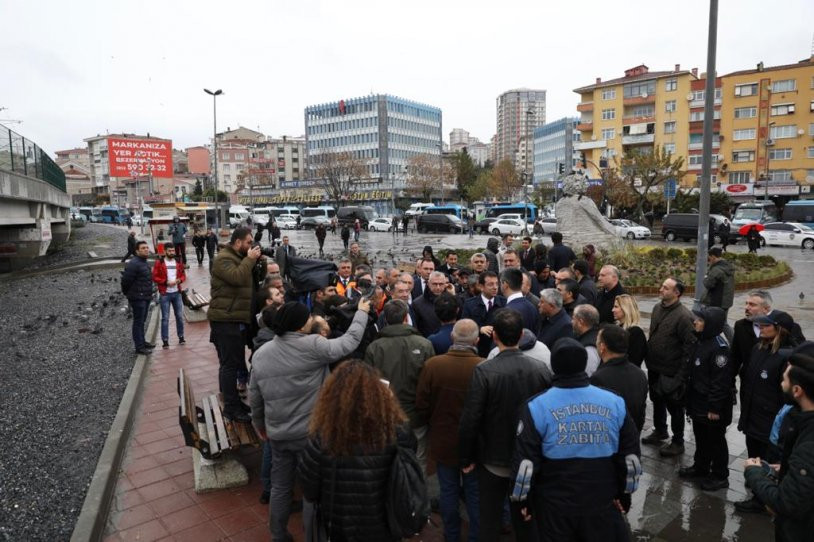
left=458, top=308, right=552, bottom=540
left=250, top=298, right=371, bottom=542
left=510, top=338, right=642, bottom=539
left=744, top=342, right=814, bottom=540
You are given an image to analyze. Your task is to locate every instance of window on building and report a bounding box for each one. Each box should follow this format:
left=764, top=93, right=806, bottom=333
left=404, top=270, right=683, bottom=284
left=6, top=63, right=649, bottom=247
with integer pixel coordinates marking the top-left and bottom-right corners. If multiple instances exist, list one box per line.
left=768, top=148, right=792, bottom=160
left=769, top=170, right=792, bottom=182
left=665, top=100, right=677, bottom=113
left=665, top=79, right=677, bottom=92
left=808, top=147, right=814, bottom=159
left=601, top=108, right=616, bottom=120
left=734, top=106, right=757, bottom=118
left=623, top=80, right=656, bottom=98
left=735, top=83, right=758, bottom=97
left=770, top=103, right=796, bottom=116
left=689, top=155, right=718, bottom=165
left=664, top=121, right=676, bottom=134
left=221, top=152, right=230, bottom=160
left=770, top=124, right=797, bottom=139
left=732, top=150, right=755, bottom=163
left=601, top=128, right=615, bottom=140
left=690, top=110, right=721, bottom=121
left=733, top=128, right=756, bottom=140
left=630, top=105, right=655, bottom=117
left=664, top=143, right=676, bottom=154
left=601, top=88, right=616, bottom=100
left=810, top=123, right=814, bottom=136
left=729, top=171, right=751, bottom=183
left=772, top=79, right=796, bottom=93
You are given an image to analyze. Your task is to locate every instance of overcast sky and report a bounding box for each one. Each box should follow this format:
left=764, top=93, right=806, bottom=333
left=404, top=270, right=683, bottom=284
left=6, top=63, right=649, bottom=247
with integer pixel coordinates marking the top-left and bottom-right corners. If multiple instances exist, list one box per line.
left=2, top=0, right=813, bottom=154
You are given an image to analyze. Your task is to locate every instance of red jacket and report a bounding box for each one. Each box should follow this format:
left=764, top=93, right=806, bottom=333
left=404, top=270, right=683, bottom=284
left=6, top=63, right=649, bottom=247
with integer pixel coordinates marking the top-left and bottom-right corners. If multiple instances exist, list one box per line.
left=152, top=257, right=186, bottom=295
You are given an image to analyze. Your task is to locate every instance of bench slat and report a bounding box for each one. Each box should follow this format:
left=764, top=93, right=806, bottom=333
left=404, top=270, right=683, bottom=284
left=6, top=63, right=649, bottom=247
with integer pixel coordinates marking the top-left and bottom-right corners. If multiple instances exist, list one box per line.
left=209, top=394, right=231, bottom=452
left=201, top=395, right=220, bottom=456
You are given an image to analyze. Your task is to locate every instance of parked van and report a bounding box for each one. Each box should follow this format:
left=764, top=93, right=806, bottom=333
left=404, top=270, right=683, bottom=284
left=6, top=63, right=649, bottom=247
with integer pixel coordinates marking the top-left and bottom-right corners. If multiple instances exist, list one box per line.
left=337, top=206, right=376, bottom=228
left=300, top=206, right=336, bottom=225
left=661, top=213, right=730, bottom=243
left=405, top=202, right=433, bottom=217
left=416, top=214, right=463, bottom=234
left=229, top=205, right=251, bottom=227
left=485, top=203, right=538, bottom=224
left=251, top=207, right=278, bottom=226
left=424, top=204, right=470, bottom=220
left=270, top=206, right=300, bottom=219
left=732, top=201, right=779, bottom=228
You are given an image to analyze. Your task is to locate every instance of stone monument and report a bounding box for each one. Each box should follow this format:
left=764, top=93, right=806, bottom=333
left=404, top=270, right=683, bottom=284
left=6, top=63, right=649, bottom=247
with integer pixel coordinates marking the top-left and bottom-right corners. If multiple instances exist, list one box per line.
left=555, top=172, right=619, bottom=250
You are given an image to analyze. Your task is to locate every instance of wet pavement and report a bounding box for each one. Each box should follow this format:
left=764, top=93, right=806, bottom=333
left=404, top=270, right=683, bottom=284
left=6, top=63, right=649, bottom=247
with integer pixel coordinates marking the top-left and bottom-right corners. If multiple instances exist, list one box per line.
left=101, top=229, right=814, bottom=541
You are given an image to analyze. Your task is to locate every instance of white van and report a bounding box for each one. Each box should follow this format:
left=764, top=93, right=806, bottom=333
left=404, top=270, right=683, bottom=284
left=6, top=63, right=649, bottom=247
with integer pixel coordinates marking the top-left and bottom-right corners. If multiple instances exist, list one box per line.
left=251, top=206, right=278, bottom=226
left=301, top=206, right=336, bottom=225
left=270, top=206, right=300, bottom=220
left=229, top=205, right=251, bottom=227
left=405, top=202, right=433, bottom=217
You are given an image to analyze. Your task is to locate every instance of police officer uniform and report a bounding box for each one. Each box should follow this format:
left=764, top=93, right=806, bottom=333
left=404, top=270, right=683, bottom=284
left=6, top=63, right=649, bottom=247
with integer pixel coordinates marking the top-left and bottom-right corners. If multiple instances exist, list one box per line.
left=680, top=307, right=733, bottom=490
left=510, top=338, right=641, bottom=542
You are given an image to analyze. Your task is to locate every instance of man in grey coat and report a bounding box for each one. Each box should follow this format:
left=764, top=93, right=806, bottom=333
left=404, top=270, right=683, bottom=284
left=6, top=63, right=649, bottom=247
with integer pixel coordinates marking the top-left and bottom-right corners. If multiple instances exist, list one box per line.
left=249, top=298, right=371, bottom=542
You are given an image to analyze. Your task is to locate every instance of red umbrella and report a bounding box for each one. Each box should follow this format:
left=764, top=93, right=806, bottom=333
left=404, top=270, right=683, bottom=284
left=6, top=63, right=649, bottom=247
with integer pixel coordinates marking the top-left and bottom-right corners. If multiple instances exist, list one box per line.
left=739, top=223, right=765, bottom=236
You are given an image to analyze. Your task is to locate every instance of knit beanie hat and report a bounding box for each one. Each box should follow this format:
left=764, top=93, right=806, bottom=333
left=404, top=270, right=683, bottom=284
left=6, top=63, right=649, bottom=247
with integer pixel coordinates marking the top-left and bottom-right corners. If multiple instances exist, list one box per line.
left=272, top=302, right=311, bottom=336
left=550, top=338, right=587, bottom=376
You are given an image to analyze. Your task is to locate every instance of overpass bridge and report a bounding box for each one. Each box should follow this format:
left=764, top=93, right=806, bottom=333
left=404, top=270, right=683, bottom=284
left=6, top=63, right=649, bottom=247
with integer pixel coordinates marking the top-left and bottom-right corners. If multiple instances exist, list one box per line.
left=0, top=124, right=71, bottom=272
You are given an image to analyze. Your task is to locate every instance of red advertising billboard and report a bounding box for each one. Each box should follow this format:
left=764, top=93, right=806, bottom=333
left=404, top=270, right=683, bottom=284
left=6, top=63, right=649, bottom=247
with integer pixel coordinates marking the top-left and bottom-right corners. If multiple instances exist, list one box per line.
left=107, top=137, right=173, bottom=178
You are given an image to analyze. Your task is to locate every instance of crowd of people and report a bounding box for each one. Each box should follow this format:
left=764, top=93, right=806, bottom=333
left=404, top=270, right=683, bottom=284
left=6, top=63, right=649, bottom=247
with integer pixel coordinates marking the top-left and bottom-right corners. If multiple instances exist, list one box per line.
left=120, top=224, right=814, bottom=542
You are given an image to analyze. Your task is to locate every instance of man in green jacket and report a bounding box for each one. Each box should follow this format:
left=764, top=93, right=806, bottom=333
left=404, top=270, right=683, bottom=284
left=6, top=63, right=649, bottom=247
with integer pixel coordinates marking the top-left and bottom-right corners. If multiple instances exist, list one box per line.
left=365, top=299, right=435, bottom=470
left=744, top=345, right=814, bottom=542
left=701, top=247, right=735, bottom=340
left=209, top=227, right=262, bottom=422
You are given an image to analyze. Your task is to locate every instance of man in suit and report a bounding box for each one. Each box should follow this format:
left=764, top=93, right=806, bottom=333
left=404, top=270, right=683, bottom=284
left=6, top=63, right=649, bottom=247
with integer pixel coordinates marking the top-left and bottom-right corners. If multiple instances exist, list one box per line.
left=412, top=258, right=435, bottom=301
left=274, top=235, right=297, bottom=278
left=501, top=268, right=539, bottom=333
left=519, top=236, right=535, bottom=270
left=377, top=279, right=418, bottom=329
left=462, top=270, right=506, bottom=357
left=437, top=250, right=459, bottom=278
left=413, top=271, right=449, bottom=337
left=537, top=288, right=574, bottom=349
left=573, top=260, right=598, bottom=305
left=503, top=248, right=541, bottom=297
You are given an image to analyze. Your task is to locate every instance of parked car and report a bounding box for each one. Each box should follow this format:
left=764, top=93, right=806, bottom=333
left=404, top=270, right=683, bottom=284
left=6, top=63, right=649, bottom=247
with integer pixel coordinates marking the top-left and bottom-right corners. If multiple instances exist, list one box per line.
left=495, top=213, right=523, bottom=221
left=367, top=217, right=393, bottom=232
left=473, top=217, right=498, bottom=234
left=276, top=214, right=298, bottom=229
left=760, top=222, right=814, bottom=249
left=490, top=218, right=529, bottom=237
left=337, top=206, right=376, bottom=229
left=299, top=217, right=319, bottom=230
left=533, top=217, right=558, bottom=235
left=611, top=219, right=651, bottom=240
left=660, top=213, right=730, bottom=244
left=416, top=214, right=463, bottom=234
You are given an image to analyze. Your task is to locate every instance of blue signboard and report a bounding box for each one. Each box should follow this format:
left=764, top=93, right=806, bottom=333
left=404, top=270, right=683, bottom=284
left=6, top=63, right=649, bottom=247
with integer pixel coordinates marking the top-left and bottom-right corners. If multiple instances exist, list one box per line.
left=664, top=178, right=677, bottom=200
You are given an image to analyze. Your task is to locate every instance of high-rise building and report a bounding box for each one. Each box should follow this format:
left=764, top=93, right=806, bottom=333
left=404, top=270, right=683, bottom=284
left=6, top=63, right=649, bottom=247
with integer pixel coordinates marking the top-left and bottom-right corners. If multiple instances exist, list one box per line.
left=305, top=94, right=442, bottom=213
left=533, top=117, right=580, bottom=186
left=495, top=89, right=546, bottom=173
left=449, top=128, right=489, bottom=166
left=573, top=65, right=697, bottom=184
left=717, top=56, right=814, bottom=198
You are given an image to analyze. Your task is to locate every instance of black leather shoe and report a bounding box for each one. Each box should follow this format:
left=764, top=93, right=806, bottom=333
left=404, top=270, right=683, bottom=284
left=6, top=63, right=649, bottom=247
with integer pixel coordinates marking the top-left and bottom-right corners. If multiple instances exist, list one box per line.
left=700, top=477, right=729, bottom=491
left=144, top=342, right=156, bottom=349
left=678, top=465, right=708, bottom=479
left=223, top=409, right=251, bottom=423
left=641, top=429, right=669, bottom=445
left=259, top=491, right=270, bottom=504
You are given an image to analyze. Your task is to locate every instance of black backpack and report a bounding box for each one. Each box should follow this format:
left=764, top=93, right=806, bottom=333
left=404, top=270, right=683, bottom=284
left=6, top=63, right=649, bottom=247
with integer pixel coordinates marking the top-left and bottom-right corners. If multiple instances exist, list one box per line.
left=386, top=444, right=430, bottom=538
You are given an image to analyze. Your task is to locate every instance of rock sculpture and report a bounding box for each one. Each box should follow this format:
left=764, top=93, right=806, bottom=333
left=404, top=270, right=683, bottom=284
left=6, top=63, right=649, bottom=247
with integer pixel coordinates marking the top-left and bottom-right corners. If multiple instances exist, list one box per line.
left=555, top=172, right=619, bottom=250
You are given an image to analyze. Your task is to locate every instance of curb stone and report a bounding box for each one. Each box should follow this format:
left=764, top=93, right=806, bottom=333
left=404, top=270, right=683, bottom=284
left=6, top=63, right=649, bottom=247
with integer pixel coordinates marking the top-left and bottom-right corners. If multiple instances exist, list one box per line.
left=70, top=306, right=159, bottom=542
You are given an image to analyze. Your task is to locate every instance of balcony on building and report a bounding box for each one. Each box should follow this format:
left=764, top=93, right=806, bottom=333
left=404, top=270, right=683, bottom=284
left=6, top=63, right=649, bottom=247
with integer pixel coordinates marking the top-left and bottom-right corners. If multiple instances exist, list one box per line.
left=574, top=139, right=607, bottom=151
left=623, top=115, right=656, bottom=126
left=622, top=133, right=655, bottom=145
left=576, top=101, right=594, bottom=112
left=621, top=122, right=655, bottom=146
left=622, top=94, right=656, bottom=106
left=576, top=121, right=593, bottom=132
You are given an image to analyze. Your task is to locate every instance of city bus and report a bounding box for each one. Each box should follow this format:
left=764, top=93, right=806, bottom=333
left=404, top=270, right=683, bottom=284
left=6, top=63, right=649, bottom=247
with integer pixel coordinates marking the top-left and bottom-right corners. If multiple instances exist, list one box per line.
left=424, top=204, right=470, bottom=220
left=484, top=203, right=538, bottom=223
left=782, top=200, right=814, bottom=229
left=732, top=201, right=779, bottom=227
left=100, top=206, right=130, bottom=224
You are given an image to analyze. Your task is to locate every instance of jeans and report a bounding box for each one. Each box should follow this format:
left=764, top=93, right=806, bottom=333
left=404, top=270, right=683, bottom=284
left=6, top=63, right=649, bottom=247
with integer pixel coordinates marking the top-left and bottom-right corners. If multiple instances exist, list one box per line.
left=269, top=438, right=313, bottom=542
left=209, top=321, right=246, bottom=412
left=648, top=370, right=686, bottom=444
left=195, top=246, right=204, bottom=265
left=129, top=299, right=150, bottom=350
left=691, top=416, right=729, bottom=479
left=207, top=249, right=215, bottom=272
left=159, top=291, right=185, bottom=343
left=437, top=463, right=479, bottom=542
left=353, top=230, right=360, bottom=242
left=261, top=440, right=272, bottom=493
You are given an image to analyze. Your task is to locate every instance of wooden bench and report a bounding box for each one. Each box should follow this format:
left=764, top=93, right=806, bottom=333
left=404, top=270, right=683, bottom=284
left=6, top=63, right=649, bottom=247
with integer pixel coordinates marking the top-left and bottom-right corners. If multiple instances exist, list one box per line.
left=177, top=368, right=260, bottom=460
left=182, top=289, right=210, bottom=310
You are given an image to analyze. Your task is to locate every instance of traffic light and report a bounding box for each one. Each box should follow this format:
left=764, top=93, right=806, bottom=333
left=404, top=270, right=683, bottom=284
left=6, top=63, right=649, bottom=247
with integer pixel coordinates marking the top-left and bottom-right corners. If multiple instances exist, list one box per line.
left=580, top=152, right=587, bottom=168
left=557, top=163, right=565, bottom=175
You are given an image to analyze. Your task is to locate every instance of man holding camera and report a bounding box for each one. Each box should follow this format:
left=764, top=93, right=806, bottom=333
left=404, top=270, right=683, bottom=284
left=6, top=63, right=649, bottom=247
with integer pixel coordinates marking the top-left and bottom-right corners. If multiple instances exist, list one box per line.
left=209, top=227, right=263, bottom=422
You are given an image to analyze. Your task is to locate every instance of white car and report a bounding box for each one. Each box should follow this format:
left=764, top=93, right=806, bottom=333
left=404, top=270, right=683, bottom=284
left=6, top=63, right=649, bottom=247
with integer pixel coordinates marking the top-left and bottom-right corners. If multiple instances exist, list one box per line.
left=275, top=214, right=298, bottom=229
left=611, top=219, right=652, bottom=240
left=533, top=217, right=558, bottom=235
left=368, top=217, right=393, bottom=232
left=495, top=213, right=523, bottom=221
left=490, top=218, right=529, bottom=236
left=760, top=222, right=814, bottom=249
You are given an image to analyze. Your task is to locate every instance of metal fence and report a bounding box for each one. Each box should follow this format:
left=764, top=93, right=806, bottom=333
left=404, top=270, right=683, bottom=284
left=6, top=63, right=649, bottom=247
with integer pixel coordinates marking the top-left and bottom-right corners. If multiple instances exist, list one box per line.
left=0, top=123, right=66, bottom=192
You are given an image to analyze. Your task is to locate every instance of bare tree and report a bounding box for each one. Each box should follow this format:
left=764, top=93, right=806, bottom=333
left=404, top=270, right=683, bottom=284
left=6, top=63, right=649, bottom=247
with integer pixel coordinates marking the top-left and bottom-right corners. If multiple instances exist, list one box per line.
left=406, top=154, right=438, bottom=201
left=311, top=151, right=369, bottom=207
left=488, top=159, right=521, bottom=201
left=615, top=146, right=686, bottom=220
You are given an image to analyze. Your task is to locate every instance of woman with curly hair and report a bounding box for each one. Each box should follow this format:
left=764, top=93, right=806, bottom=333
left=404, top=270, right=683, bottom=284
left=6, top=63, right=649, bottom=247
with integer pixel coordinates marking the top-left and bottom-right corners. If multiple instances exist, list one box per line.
left=298, top=360, right=416, bottom=541
left=612, top=294, right=647, bottom=367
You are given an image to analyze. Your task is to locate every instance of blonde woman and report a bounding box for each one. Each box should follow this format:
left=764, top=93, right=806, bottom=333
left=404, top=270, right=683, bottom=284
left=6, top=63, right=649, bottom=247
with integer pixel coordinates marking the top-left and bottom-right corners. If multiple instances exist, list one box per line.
left=612, top=294, right=647, bottom=367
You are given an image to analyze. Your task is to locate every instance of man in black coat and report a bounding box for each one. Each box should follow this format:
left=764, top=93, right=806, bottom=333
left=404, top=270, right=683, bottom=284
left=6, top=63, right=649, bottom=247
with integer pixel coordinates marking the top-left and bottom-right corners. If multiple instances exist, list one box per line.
left=204, top=228, right=219, bottom=272
left=594, top=265, right=626, bottom=324
left=121, top=240, right=154, bottom=354
left=461, top=270, right=506, bottom=357
left=121, top=231, right=138, bottom=262
left=412, top=258, right=435, bottom=301
left=592, top=324, right=649, bottom=433
left=413, top=271, right=448, bottom=337
left=519, top=236, right=536, bottom=270
left=500, top=268, right=539, bottom=334
left=573, top=260, right=598, bottom=305
left=537, top=288, right=574, bottom=349
left=547, top=232, right=576, bottom=272
left=484, top=238, right=500, bottom=273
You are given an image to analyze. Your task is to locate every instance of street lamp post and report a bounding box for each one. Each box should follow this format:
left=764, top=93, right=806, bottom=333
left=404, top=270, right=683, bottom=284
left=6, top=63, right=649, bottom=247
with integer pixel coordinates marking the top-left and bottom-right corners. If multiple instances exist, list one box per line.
left=436, top=143, right=444, bottom=204
left=204, top=88, right=223, bottom=230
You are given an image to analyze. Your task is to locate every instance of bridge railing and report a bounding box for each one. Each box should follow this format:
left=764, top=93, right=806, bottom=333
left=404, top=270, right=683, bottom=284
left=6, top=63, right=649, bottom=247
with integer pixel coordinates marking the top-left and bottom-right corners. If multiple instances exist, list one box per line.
left=0, top=123, right=66, bottom=192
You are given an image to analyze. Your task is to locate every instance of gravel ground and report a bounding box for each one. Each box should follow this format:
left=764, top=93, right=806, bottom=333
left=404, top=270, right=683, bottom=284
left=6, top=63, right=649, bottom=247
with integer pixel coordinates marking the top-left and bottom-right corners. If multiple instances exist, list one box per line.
left=0, top=265, right=145, bottom=540
left=29, top=223, right=131, bottom=269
